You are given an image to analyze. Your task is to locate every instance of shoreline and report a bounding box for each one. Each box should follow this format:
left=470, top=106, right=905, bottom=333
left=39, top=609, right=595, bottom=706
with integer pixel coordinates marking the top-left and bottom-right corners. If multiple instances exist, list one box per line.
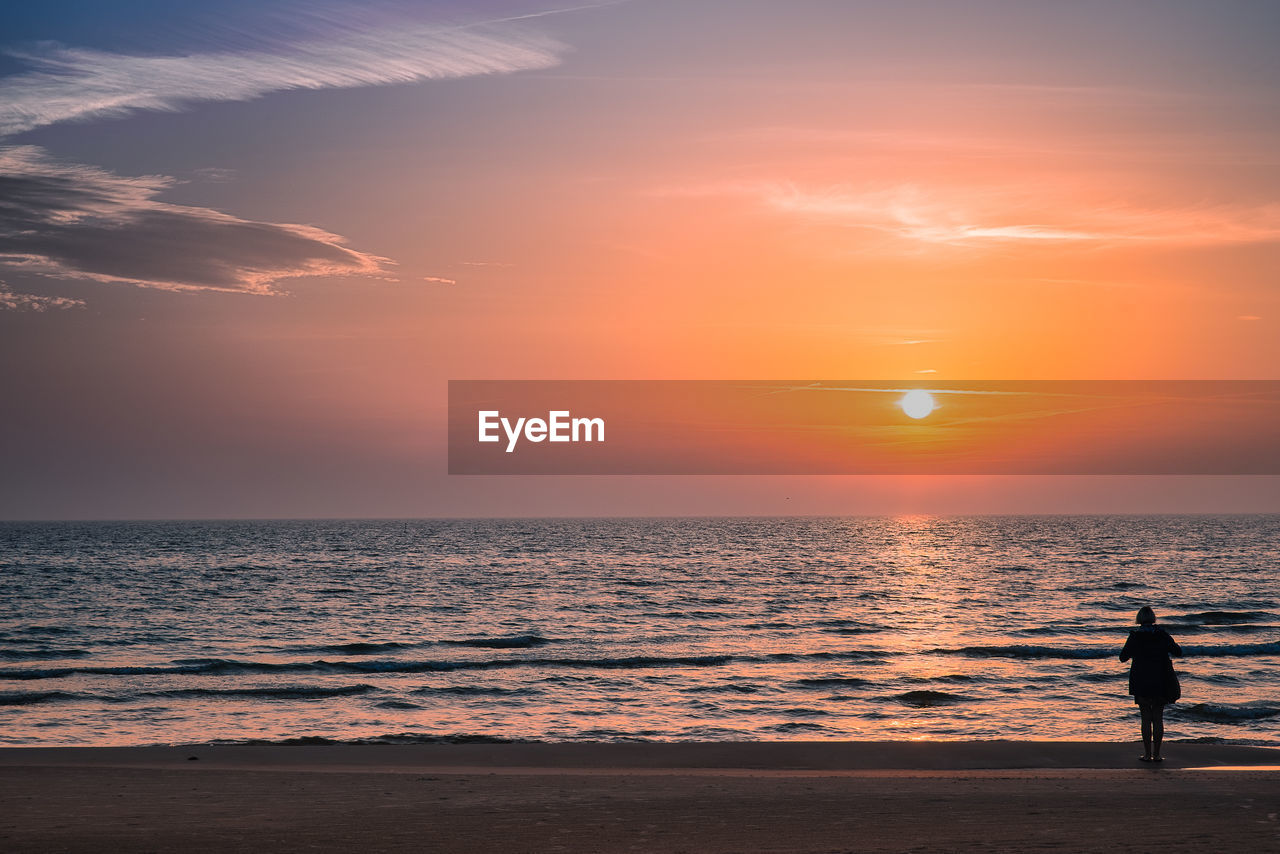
left=3, top=742, right=1278, bottom=852
left=2, top=739, right=1279, bottom=772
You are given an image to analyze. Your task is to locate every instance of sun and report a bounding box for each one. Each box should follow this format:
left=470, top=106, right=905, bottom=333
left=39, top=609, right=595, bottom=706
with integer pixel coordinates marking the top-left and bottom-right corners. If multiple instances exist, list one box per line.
left=900, top=389, right=936, bottom=419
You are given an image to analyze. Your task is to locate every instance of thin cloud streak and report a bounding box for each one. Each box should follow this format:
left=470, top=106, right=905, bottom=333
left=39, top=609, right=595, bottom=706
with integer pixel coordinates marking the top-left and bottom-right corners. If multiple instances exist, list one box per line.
left=0, top=23, right=565, bottom=137
left=760, top=183, right=1280, bottom=248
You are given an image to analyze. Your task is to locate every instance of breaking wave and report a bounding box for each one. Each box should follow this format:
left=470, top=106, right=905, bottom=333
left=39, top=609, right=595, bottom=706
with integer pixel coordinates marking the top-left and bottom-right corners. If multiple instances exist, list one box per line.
left=0, top=649, right=890, bottom=681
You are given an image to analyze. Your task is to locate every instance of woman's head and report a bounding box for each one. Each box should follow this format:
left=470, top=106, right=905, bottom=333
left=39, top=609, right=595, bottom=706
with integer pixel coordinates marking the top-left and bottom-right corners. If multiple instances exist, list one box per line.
left=1136, top=606, right=1156, bottom=625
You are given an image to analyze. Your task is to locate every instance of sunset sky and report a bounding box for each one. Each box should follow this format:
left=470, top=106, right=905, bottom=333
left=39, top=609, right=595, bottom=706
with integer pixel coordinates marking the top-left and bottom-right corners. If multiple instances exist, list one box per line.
left=2, top=0, right=1278, bottom=518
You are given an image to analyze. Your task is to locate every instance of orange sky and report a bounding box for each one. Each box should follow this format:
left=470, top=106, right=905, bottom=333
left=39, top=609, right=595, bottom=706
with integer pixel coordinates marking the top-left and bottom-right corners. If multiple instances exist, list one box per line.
left=1, top=1, right=1277, bottom=517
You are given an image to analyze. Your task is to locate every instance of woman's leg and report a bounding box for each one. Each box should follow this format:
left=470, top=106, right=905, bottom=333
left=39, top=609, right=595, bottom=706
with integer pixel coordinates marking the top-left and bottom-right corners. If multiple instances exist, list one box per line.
left=1139, top=703, right=1154, bottom=759
left=1152, top=704, right=1165, bottom=760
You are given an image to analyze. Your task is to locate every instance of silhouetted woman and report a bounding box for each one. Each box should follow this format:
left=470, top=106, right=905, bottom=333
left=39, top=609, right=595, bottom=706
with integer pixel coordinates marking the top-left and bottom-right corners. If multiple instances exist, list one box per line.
left=1119, top=605, right=1182, bottom=762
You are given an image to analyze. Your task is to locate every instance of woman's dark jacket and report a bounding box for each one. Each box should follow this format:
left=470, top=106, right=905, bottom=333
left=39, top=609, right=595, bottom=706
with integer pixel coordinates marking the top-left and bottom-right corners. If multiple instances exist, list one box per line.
left=1120, top=624, right=1182, bottom=703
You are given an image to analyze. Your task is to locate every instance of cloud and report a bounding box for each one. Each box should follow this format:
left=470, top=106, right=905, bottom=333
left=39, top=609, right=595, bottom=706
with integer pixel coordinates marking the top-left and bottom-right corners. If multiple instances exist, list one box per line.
left=0, top=21, right=565, bottom=137
left=759, top=183, right=1280, bottom=248
left=0, top=146, right=387, bottom=292
left=0, top=282, right=85, bottom=311
left=0, top=7, right=575, bottom=294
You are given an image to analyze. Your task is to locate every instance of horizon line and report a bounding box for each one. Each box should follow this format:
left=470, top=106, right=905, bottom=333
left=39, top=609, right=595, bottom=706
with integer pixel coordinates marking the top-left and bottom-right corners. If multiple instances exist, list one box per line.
left=3, top=511, right=1278, bottom=524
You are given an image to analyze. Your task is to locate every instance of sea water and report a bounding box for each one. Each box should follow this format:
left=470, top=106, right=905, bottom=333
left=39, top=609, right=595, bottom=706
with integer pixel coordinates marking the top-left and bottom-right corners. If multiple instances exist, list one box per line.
left=1, top=516, right=1278, bottom=746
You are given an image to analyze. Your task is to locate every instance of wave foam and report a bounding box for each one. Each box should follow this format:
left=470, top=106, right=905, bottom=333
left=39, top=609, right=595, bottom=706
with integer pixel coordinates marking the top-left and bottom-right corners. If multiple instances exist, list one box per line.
left=1172, top=702, right=1280, bottom=723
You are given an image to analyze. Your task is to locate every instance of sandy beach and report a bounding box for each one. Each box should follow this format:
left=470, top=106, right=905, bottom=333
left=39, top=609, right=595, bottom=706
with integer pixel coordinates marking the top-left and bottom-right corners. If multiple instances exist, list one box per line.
left=2, top=741, right=1277, bottom=853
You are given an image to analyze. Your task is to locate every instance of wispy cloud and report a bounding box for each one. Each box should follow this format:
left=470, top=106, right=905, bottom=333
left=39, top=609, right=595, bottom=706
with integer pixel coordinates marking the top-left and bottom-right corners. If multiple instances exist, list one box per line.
left=0, top=7, right=576, bottom=294
left=0, top=281, right=85, bottom=311
left=759, top=183, right=1280, bottom=248
left=0, top=22, right=565, bottom=137
left=0, top=146, right=386, bottom=292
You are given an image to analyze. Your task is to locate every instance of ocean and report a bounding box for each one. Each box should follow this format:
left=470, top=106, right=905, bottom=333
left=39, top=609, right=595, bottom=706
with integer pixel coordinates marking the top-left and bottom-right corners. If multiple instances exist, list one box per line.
left=2, top=516, right=1278, bottom=747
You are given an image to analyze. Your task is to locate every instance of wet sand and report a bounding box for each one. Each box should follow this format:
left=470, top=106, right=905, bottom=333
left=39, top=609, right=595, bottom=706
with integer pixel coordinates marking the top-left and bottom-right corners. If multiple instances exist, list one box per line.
left=1, top=741, right=1278, bottom=852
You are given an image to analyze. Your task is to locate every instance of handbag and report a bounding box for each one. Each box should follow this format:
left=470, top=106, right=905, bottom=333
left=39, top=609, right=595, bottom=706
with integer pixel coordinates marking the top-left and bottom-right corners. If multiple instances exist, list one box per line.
left=1165, top=669, right=1181, bottom=704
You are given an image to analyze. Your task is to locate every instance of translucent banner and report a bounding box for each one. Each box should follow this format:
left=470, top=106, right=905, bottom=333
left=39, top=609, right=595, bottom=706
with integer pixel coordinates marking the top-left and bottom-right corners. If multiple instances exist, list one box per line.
left=448, top=381, right=1280, bottom=474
